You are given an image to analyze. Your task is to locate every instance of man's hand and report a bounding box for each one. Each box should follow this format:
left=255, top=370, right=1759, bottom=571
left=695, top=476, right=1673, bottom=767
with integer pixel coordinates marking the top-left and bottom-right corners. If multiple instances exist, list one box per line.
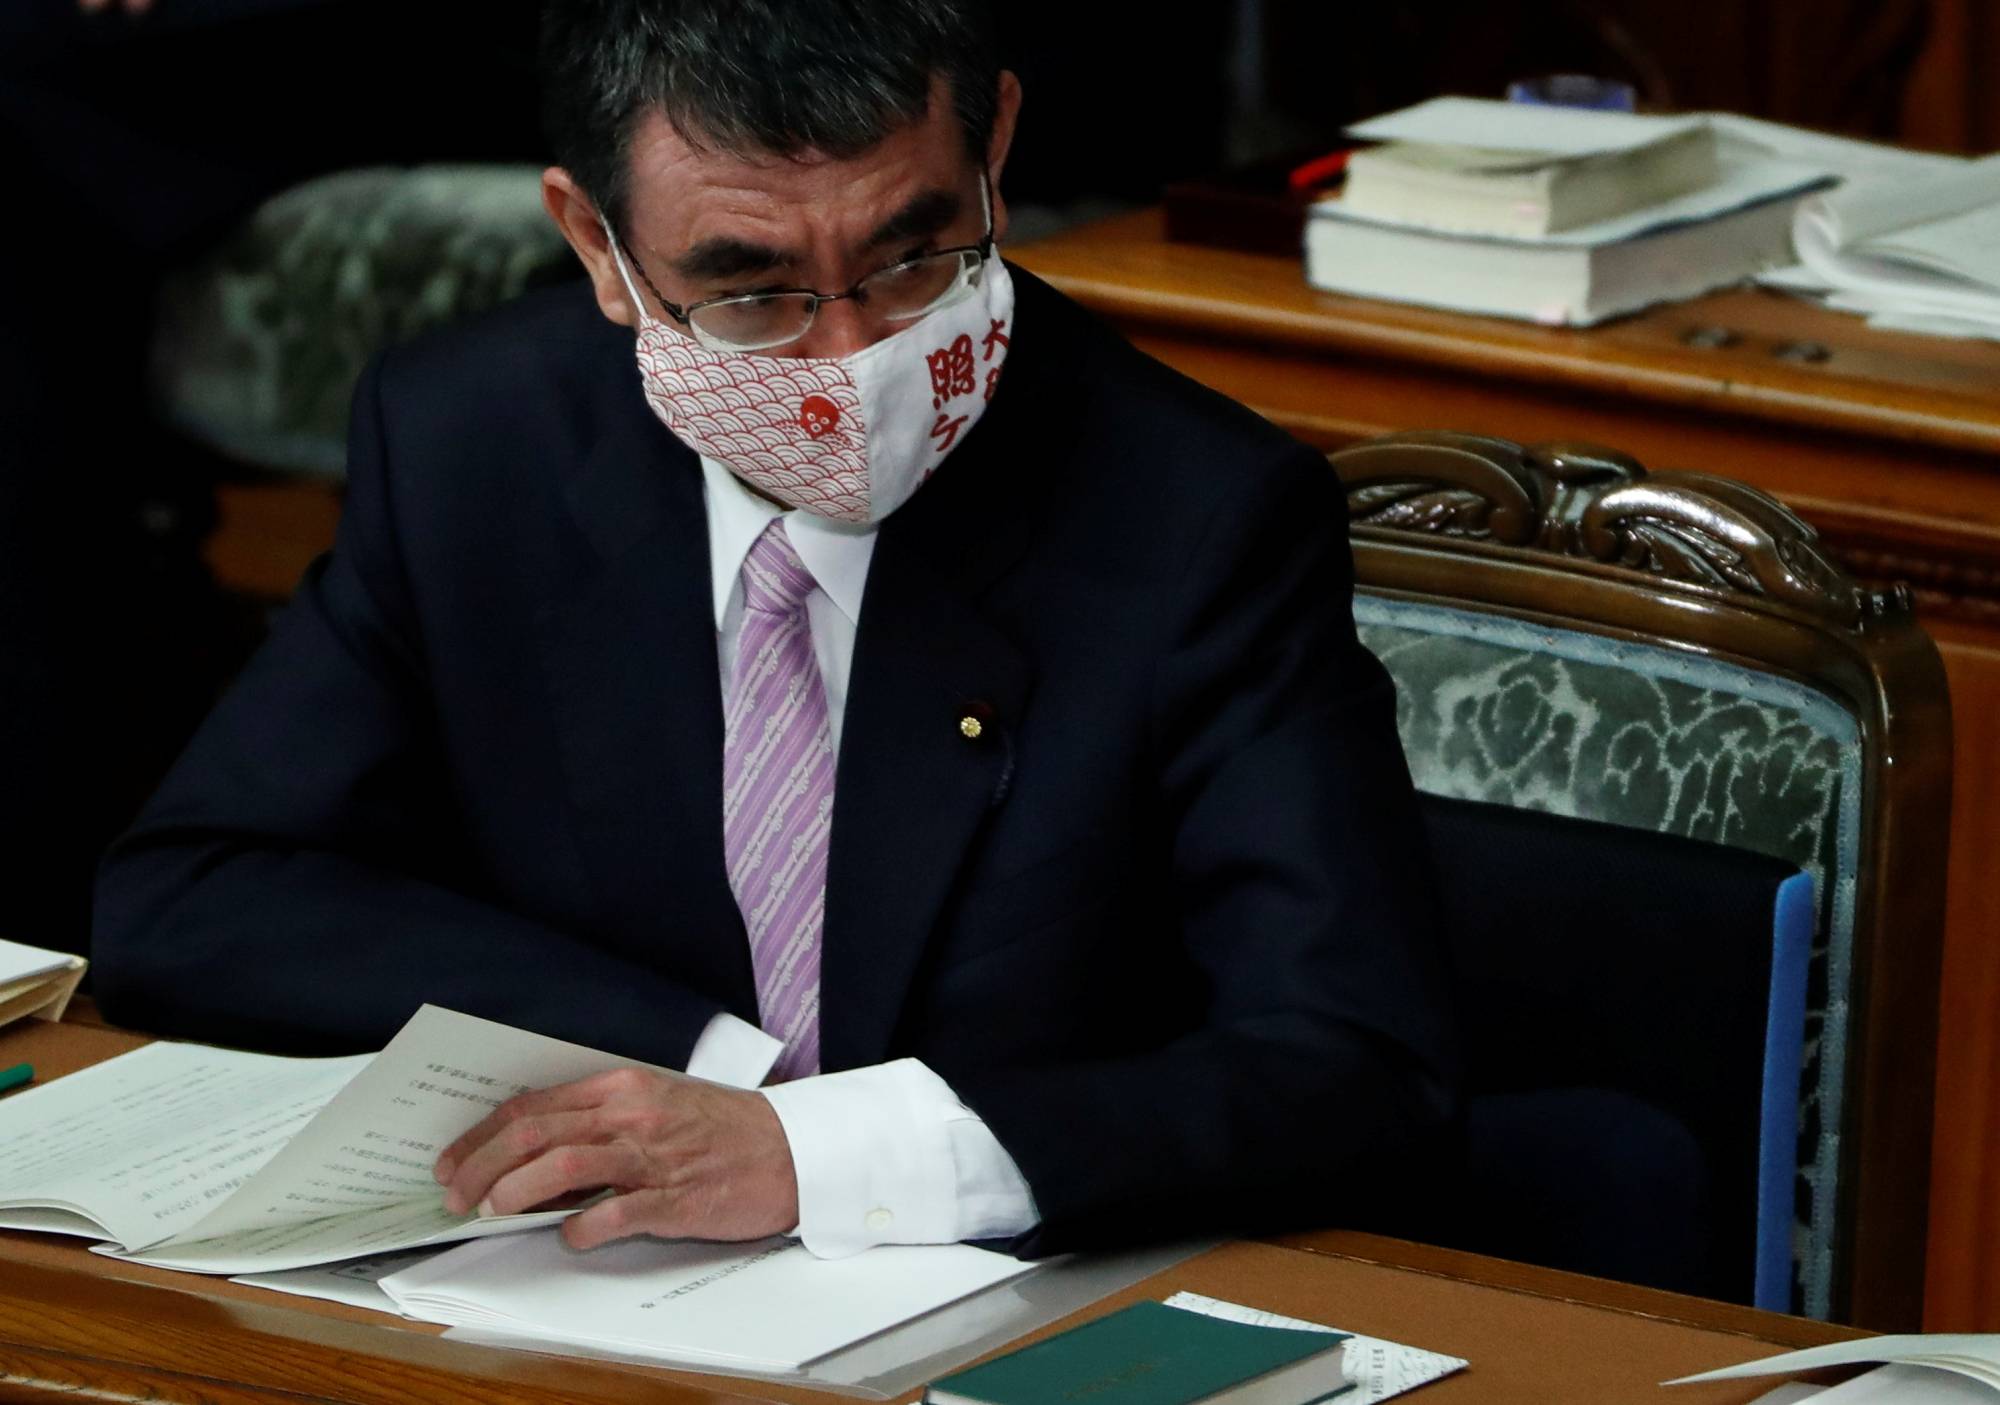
left=433, top=1068, right=800, bottom=1250
left=78, top=0, right=156, bottom=13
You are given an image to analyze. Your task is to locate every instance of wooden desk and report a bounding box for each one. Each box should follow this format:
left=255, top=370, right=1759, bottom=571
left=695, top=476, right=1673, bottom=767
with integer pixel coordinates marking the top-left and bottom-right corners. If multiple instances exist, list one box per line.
left=0, top=1016, right=1866, bottom=1405
left=1010, top=212, right=2000, bottom=1334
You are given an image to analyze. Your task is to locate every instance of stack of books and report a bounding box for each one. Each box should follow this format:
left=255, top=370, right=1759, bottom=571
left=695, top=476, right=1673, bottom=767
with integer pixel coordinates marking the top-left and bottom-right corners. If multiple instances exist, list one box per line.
left=923, top=1300, right=1351, bottom=1405
left=1306, top=97, right=1833, bottom=325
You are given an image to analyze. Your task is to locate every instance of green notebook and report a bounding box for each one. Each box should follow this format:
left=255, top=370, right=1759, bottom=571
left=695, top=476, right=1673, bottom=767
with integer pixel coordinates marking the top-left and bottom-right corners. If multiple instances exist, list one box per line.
left=924, top=1299, right=1352, bottom=1405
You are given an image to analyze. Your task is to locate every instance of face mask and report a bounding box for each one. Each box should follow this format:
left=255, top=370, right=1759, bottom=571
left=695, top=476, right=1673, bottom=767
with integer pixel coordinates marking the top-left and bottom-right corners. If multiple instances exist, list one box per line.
left=604, top=221, right=1015, bottom=525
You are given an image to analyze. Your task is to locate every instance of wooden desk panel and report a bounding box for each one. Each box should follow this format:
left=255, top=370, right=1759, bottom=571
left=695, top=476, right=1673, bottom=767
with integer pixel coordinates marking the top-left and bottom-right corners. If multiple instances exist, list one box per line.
left=0, top=1014, right=1864, bottom=1405
left=1011, top=212, right=2000, bottom=1333
left=0, top=1234, right=1862, bottom=1405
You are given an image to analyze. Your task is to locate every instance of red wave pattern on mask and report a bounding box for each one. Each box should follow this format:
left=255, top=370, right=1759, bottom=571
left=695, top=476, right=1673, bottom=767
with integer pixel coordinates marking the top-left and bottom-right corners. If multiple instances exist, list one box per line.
left=636, top=330, right=872, bottom=523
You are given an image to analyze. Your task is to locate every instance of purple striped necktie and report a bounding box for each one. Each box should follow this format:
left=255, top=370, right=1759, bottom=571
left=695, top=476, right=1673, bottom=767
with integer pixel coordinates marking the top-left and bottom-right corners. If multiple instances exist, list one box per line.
left=722, top=520, right=832, bottom=1082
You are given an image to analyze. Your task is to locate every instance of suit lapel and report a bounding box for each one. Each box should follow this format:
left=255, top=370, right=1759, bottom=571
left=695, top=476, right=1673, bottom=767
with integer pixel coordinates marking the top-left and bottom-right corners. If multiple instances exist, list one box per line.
left=537, top=370, right=759, bottom=1024
left=820, top=369, right=1042, bottom=1072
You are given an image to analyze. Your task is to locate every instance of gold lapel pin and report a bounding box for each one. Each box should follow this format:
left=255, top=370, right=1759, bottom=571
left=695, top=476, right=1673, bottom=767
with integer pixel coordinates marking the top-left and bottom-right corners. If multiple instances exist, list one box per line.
left=958, top=701, right=995, bottom=741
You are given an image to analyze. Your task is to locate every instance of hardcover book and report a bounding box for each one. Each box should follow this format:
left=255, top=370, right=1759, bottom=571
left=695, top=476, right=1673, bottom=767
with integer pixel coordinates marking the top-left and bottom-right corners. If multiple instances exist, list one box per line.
left=924, top=1299, right=1351, bottom=1405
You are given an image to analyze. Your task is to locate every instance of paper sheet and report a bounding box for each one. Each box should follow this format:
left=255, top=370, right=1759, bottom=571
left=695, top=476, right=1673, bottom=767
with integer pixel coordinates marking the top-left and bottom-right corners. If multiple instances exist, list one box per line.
left=1348, top=97, right=1704, bottom=159
left=0, top=1205, right=108, bottom=1237
left=106, top=1006, right=655, bottom=1272
left=233, top=1248, right=439, bottom=1313
left=439, top=1244, right=1204, bottom=1403
left=1705, top=114, right=1965, bottom=190
left=1868, top=199, right=2000, bottom=288
left=1814, top=291, right=2000, bottom=341
left=1807, top=153, right=2000, bottom=254
left=1164, top=1291, right=1468, bottom=1402
left=1799, top=1365, right=1996, bottom=1403
left=1654, top=114, right=1979, bottom=312
left=0, top=1005, right=669, bottom=1274
left=1668, top=1334, right=2000, bottom=1391
left=1857, top=310, right=2000, bottom=341
left=0, top=1042, right=367, bottom=1248
left=381, top=1229, right=1037, bottom=1373
left=0, top=939, right=77, bottom=986
left=1790, top=155, right=2000, bottom=311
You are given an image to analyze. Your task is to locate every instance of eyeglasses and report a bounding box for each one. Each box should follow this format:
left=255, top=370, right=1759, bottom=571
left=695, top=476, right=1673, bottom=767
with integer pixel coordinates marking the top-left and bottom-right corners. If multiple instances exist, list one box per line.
left=624, top=178, right=996, bottom=354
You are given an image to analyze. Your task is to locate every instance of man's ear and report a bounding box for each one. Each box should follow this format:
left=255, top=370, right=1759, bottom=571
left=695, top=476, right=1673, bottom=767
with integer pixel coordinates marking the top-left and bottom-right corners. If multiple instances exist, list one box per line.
left=985, top=71, right=1023, bottom=245
left=542, top=166, right=639, bottom=329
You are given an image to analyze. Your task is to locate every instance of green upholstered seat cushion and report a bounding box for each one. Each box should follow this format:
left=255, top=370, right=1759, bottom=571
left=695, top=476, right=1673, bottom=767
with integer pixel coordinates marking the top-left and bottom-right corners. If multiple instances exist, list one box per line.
left=1356, top=592, right=1862, bottom=1318
left=149, top=165, right=577, bottom=480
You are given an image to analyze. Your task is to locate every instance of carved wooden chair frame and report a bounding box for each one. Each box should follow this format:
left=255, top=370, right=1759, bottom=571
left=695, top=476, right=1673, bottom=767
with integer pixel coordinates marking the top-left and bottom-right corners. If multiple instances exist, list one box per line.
left=1332, top=430, right=1951, bottom=1329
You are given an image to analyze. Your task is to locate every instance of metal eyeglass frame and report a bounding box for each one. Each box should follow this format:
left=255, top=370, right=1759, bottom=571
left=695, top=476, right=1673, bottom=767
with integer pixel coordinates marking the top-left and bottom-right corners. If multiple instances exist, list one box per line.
left=623, top=174, right=996, bottom=353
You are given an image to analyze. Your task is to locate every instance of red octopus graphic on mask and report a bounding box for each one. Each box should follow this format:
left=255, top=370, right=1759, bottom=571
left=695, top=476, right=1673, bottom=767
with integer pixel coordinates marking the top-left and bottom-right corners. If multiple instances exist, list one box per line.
left=798, top=394, right=842, bottom=439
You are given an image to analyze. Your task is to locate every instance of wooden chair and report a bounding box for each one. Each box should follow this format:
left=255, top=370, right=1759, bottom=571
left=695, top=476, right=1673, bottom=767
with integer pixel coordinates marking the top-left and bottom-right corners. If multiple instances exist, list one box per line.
left=1331, top=431, right=1951, bottom=1330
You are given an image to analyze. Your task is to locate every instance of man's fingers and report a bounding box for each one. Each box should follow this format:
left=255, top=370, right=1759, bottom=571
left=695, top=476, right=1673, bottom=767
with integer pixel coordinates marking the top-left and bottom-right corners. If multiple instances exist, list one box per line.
left=482, top=1143, right=644, bottom=1219
left=441, top=1108, right=607, bottom=1216
left=434, top=1071, right=643, bottom=1184
left=561, top=1187, right=684, bottom=1250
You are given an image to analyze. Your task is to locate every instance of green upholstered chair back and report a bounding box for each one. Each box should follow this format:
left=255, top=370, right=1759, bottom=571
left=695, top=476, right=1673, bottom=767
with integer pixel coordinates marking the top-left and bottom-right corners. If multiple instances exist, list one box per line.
left=1333, top=432, right=1951, bottom=1329
left=150, top=166, right=574, bottom=480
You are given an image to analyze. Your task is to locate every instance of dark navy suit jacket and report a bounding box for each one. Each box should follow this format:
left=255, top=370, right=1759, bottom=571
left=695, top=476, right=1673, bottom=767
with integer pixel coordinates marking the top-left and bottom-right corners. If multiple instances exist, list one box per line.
left=94, top=267, right=1457, bottom=1255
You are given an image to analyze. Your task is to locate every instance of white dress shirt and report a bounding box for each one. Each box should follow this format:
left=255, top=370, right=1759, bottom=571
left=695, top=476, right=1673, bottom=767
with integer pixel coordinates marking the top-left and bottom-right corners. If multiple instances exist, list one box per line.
left=679, top=455, right=1039, bottom=1258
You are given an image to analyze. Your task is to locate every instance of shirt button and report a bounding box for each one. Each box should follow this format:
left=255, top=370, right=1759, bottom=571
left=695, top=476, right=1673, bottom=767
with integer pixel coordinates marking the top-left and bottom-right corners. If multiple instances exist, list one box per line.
left=865, top=1207, right=894, bottom=1231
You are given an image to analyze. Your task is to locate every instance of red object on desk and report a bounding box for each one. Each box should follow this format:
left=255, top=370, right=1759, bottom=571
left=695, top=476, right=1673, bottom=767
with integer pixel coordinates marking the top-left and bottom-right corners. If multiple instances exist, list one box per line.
left=1288, top=149, right=1353, bottom=194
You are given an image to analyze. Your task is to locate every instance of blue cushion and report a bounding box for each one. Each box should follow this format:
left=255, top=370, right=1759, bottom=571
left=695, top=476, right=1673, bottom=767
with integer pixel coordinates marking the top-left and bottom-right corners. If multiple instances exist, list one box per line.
left=1758, top=870, right=1814, bottom=1311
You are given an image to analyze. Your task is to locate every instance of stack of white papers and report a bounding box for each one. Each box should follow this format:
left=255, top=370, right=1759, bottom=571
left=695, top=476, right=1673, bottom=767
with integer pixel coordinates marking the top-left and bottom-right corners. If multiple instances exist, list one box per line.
left=1711, top=117, right=2000, bottom=340
left=1781, top=156, right=2000, bottom=340
left=1669, top=1334, right=2000, bottom=1401
left=377, top=1229, right=1036, bottom=1373
left=234, top=1247, right=439, bottom=1311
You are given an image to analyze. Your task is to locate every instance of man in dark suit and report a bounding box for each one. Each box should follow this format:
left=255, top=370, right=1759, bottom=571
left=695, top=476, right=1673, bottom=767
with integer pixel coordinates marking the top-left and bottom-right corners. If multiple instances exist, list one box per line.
left=94, top=0, right=1456, bottom=1258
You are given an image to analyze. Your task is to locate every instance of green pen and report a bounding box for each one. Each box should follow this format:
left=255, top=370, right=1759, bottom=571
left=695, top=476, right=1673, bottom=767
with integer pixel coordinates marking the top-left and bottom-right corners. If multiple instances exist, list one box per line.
left=0, top=1063, right=34, bottom=1096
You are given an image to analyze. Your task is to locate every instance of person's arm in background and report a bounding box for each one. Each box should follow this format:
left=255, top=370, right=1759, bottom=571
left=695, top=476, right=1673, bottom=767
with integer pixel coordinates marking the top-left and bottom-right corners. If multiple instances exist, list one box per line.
left=92, top=355, right=730, bottom=1069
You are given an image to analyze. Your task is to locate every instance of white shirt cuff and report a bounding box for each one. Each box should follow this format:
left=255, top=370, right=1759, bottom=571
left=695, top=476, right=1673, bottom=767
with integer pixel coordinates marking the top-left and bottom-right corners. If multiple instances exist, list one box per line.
left=761, top=1058, right=1039, bottom=1258
left=683, top=1012, right=783, bottom=1089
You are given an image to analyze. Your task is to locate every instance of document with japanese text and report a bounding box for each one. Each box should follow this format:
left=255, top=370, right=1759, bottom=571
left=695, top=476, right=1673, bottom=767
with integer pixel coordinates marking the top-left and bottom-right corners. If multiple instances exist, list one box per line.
left=0, top=1006, right=657, bottom=1273
left=379, top=1228, right=1037, bottom=1372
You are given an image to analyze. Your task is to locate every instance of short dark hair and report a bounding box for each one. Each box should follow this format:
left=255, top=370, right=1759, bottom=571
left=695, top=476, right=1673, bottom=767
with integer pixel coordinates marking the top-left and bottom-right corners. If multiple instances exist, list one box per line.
left=540, top=0, right=1001, bottom=237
